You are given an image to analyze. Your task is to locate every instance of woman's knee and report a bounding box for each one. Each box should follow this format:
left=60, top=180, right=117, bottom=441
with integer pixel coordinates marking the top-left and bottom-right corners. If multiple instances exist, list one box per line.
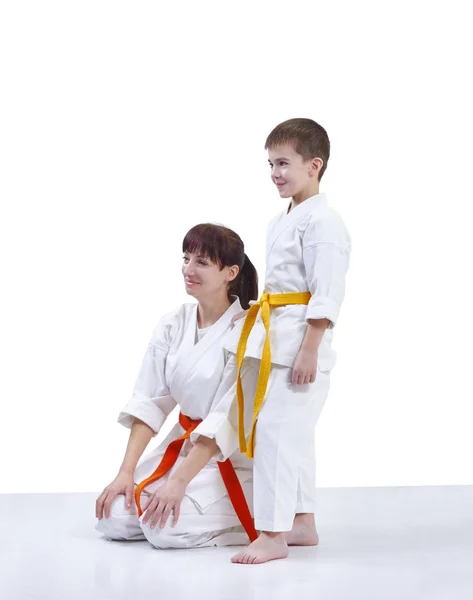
left=140, top=515, right=217, bottom=549
left=96, top=495, right=144, bottom=541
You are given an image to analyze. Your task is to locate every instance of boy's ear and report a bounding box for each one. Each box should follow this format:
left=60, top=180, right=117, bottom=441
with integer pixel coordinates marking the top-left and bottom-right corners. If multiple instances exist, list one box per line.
left=310, top=157, right=324, bottom=175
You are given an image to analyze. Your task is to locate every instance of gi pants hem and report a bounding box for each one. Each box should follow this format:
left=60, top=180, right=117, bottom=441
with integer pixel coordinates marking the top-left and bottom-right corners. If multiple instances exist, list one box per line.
left=254, top=518, right=294, bottom=533
left=295, top=502, right=316, bottom=513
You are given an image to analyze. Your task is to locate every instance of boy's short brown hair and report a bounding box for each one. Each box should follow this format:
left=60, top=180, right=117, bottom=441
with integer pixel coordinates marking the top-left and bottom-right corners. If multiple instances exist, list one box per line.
left=265, top=118, right=330, bottom=180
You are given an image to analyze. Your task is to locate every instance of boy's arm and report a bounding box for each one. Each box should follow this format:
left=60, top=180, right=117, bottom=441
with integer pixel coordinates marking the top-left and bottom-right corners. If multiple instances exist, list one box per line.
left=301, top=318, right=331, bottom=352
left=292, top=318, right=330, bottom=385
left=302, top=213, right=351, bottom=329
left=292, top=213, right=351, bottom=384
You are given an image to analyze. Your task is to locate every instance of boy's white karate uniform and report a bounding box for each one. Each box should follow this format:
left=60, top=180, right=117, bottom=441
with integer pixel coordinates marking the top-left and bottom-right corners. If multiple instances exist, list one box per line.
left=96, top=298, right=254, bottom=548
left=224, top=193, right=351, bottom=531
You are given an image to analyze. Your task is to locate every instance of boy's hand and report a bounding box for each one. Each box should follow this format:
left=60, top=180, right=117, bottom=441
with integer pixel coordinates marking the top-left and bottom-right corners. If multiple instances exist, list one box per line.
left=292, top=349, right=318, bottom=385
left=231, top=310, right=248, bottom=328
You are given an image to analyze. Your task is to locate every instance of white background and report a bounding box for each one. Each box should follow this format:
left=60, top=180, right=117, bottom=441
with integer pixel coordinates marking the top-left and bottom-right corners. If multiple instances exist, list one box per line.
left=1, top=1, right=472, bottom=493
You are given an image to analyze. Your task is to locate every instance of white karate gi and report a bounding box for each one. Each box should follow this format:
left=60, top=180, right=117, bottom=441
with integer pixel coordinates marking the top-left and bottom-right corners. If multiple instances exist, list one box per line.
left=96, top=298, right=255, bottom=548
left=223, top=193, right=352, bottom=531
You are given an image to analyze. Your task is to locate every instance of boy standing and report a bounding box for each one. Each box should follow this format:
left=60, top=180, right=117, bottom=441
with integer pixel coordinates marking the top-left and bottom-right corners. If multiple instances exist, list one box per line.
left=227, top=118, right=352, bottom=563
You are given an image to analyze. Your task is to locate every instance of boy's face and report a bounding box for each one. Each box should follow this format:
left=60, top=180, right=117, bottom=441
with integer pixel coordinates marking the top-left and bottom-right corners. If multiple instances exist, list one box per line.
left=268, top=144, right=318, bottom=199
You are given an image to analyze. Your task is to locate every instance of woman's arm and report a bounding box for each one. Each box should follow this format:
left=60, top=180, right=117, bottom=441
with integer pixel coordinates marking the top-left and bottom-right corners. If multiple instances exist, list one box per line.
left=97, top=311, right=180, bottom=520
left=170, top=436, right=218, bottom=486
left=119, top=418, right=155, bottom=475
left=141, top=435, right=219, bottom=529
left=95, top=418, right=154, bottom=519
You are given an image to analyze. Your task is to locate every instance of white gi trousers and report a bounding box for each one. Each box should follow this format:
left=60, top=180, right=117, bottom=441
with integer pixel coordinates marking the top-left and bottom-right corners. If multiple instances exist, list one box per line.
left=96, top=478, right=253, bottom=549
left=237, top=357, right=331, bottom=532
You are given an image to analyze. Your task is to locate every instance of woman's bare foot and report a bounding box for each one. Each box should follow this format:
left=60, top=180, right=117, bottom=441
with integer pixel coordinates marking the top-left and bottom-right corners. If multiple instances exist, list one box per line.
left=231, top=532, right=289, bottom=564
left=285, top=513, right=319, bottom=546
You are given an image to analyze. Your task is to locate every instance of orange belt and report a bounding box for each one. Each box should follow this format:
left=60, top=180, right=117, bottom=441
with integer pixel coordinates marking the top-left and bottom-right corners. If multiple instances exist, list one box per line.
left=134, top=412, right=257, bottom=542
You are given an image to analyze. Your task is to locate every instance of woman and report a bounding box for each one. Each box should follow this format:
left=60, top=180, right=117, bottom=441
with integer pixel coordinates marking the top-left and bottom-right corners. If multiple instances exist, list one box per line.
left=95, top=223, right=258, bottom=549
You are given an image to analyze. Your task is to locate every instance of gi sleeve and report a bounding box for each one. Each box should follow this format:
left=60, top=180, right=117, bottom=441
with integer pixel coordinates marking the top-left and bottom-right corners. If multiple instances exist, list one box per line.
left=117, top=312, right=177, bottom=435
left=302, top=211, right=352, bottom=328
left=190, top=352, right=239, bottom=461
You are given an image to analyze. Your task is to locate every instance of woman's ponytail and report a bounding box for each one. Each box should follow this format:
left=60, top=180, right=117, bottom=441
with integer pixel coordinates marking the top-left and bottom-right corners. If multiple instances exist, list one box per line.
left=231, top=253, right=258, bottom=309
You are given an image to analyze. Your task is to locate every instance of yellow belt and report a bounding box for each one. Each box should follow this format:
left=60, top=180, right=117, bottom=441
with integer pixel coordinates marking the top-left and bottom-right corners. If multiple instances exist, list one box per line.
left=236, top=291, right=311, bottom=458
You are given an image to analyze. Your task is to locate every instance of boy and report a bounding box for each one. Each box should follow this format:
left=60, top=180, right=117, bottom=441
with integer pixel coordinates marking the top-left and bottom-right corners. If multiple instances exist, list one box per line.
left=227, top=118, right=351, bottom=563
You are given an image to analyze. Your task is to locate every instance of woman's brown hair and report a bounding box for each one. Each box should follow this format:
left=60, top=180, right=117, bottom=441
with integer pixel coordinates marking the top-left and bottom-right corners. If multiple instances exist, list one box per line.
left=182, top=224, right=258, bottom=309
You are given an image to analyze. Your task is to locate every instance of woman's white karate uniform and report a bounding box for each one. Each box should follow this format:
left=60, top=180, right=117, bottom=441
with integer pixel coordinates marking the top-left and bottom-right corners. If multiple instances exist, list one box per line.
left=223, top=193, right=352, bottom=532
left=96, top=298, right=254, bottom=548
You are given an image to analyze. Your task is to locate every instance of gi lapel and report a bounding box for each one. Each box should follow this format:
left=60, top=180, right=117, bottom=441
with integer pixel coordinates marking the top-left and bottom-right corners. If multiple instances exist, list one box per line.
left=170, top=298, right=243, bottom=400
left=266, top=193, right=328, bottom=258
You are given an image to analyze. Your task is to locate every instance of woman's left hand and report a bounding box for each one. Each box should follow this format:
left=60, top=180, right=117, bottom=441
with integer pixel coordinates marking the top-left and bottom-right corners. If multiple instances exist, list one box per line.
left=141, top=478, right=187, bottom=529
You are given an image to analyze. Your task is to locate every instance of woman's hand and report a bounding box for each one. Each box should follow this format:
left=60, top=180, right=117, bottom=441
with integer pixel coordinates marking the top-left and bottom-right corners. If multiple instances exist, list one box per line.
left=140, top=436, right=217, bottom=530
left=291, top=349, right=318, bottom=385
left=95, top=470, right=135, bottom=520
left=141, top=478, right=187, bottom=529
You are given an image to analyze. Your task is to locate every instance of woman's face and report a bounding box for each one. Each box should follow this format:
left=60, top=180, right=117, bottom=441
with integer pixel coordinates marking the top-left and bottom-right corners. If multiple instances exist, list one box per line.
left=182, top=251, right=238, bottom=300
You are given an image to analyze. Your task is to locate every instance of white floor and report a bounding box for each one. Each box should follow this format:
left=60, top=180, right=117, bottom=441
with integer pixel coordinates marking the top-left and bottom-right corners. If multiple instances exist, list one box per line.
left=0, top=486, right=471, bottom=600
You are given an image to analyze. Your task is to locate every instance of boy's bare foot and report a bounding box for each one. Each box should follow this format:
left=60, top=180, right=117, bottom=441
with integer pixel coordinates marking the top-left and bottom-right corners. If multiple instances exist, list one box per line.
left=285, top=513, right=319, bottom=546
left=231, top=532, right=289, bottom=564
